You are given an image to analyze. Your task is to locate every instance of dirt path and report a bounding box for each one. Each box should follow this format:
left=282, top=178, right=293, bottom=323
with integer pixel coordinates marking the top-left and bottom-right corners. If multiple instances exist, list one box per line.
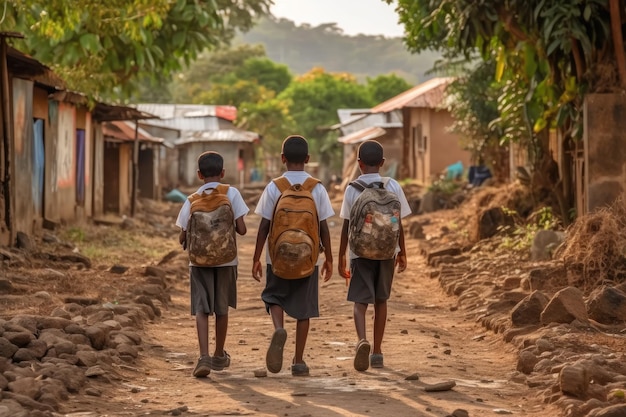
left=63, top=209, right=561, bottom=417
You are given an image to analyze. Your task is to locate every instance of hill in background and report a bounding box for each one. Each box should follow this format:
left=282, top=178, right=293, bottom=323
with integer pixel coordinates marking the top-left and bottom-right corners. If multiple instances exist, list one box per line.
left=236, top=17, right=442, bottom=84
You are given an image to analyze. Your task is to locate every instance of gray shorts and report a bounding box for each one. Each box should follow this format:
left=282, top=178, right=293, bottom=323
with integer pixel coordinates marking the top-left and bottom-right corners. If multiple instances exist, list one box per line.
left=190, top=265, right=237, bottom=316
left=261, top=265, right=319, bottom=320
left=347, top=258, right=395, bottom=304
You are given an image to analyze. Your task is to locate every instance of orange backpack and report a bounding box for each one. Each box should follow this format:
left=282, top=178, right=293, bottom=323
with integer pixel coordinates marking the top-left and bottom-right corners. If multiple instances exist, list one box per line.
left=186, top=184, right=237, bottom=266
left=268, top=177, right=321, bottom=279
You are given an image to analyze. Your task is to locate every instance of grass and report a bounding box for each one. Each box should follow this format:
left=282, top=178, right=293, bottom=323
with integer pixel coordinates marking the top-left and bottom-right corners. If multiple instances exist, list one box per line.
left=60, top=224, right=179, bottom=266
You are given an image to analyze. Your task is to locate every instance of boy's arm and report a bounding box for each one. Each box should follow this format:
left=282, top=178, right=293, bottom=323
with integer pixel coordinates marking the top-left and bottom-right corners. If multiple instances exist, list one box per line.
left=338, top=219, right=350, bottom=280
left=395, top=221, right=407, bottom=273
left=178, top=230, right=187, bottom=250
left=252, top=218, right=270, bottom=282
left=319, top=220, right=333, bottom=282
left=235, top=216, right=247, bottom=235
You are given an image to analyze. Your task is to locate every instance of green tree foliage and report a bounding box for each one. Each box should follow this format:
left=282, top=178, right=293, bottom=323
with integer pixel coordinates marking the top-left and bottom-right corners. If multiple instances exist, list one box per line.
left=178, top=46, right=296, bottom=157
left=366, top=74, right=413, bottom=103
left=277, top=67, right=375, bottom=154
left=2, top=0, right=272, bottom=99
left=235, top=58, right=292, bottom=94
left=390, top=0, right=621, bottom=222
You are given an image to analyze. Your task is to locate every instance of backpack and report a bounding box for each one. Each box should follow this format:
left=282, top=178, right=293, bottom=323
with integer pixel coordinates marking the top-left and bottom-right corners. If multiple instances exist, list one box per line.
left=268, top=177, right=321, bottom=279
left=349, top=178, right=401, bottom=260
left=186, top=184, right=237, bottom=266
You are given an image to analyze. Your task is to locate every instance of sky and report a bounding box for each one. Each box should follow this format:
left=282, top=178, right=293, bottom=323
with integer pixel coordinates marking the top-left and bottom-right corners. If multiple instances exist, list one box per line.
left=269, top=0, right=404, bottom=38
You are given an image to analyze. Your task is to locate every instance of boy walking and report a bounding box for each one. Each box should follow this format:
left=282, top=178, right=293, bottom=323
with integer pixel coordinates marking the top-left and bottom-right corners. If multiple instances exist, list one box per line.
left=252, top=135, right=334, bottom=377
left=176, top=151, right=249, bottom=378
left=338, top=140, right=411, bottom=372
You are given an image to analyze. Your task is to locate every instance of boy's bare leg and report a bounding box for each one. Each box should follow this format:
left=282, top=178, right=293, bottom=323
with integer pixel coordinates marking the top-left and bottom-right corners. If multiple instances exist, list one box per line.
left=294, top=318, right=309, bottom=363
left=269, top=304, right=285, bottom=329
left=196, top=313, right=210, bottom=357
left=353, top=302, right=368, bottom=341
left=266, top=304, right=287, bottom=373
left=373, top=300, right=387, bottom=354
left=213, top=313, right=228, bottom=357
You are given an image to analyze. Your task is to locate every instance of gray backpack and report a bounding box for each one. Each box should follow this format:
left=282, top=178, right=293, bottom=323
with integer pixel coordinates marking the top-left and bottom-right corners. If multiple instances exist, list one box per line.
left=349, top=178, right=401, bottom=260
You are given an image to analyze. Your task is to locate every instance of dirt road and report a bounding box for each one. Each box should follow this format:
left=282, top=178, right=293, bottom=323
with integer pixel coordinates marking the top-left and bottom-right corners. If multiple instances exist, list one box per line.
left=61, top=206, right=560, bottom=417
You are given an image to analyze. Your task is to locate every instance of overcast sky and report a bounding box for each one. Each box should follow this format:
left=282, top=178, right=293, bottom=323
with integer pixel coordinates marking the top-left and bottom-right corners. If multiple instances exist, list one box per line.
left=269, top=0, right=404, bottom=38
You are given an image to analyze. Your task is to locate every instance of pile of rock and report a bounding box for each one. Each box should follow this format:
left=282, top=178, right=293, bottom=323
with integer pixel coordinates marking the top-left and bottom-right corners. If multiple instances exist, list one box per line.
left=0, top=269, right=168, bottom=416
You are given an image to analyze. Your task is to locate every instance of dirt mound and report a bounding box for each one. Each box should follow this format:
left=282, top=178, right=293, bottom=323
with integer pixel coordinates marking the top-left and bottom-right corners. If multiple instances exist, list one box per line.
left=557, top=196, right=626, bottom=293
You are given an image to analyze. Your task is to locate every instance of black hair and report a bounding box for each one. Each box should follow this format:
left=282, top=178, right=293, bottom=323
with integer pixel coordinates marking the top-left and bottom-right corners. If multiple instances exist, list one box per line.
left=281, top=135, right=308, bottom=163
left=358, top=140, right=384, bottom=166
left=197, top=151, right=223, bottom=177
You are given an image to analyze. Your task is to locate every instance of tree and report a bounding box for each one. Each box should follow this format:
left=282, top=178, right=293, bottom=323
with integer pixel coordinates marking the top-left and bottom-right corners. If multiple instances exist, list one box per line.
left=389, top=0, right=621, bottom=222
left=277, top=67, right=374, bottom=151
left=2, top=0, right=272, bottom=99
left=366, top=74, right=413, bottom=103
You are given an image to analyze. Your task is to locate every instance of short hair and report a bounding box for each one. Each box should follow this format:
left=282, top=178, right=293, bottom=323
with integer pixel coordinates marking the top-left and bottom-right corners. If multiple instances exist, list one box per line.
left=358, top=140, right=384, bottom=166
left=281, top=135, right=308, bottom=163
left=197, top=151, right=223, bottom=177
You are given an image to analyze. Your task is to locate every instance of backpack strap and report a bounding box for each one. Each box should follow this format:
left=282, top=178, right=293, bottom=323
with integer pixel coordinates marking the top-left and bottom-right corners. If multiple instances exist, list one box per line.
left=273, top=177, right=292, bottom=193
left=273, top=177, right=320, bottom=193
left=301, top=177, right=321, bottom=191
left=350, top=179, right=386, bottom=191
left=187, top=184, right=230, bottom=203
left=215, top=184, right=230, bottom=194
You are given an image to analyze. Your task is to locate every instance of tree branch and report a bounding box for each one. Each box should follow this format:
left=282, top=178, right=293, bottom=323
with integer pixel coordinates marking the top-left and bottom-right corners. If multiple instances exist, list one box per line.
left=609, top=0, right=626, bottom=88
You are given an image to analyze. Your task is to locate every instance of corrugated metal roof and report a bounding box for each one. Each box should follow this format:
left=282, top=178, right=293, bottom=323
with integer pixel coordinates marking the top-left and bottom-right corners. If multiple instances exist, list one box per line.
left=371, top=77, right=454, bottom=113
left=338, top=126, right=387, bottom=144
left=103, top=121, right=164, bottom=145
left=175, top=129, right=260, bottom=145
left=136, top=103, right=237, bottom=121
left=333, top=112, right=401, bottom=135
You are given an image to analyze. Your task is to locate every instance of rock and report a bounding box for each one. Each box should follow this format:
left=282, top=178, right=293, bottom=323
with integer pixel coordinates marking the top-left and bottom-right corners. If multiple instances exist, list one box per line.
left=591, top=404, right=626, bottom=417
left=423, top=380, right=456, bottom=392
left=7, top=377, right=42, bottom=399
left=0, top=337, right=19, bottom=358
left=541, top=286, right=588, bottom=325
left=517, top=350, right=539, bottom=375
left=405, top=373, right=420, bottom=381
left=15, top=232, right=34, bottom=251
left=451, top=409, right=469, bottom=417
left=253, top=369, right=267, bottom=377
left=587, top=286, right=626, bottom=324
left=109, top=264, right=129, bottom=274
left=473, top=207, right=515, bottom=241
left=559, top=364, right=589, bottom=399
left=530, top=230, right=564, bottom=261
left=511, top=291, right=549, bottom=327
left=0, top=279, right=14, bottom=293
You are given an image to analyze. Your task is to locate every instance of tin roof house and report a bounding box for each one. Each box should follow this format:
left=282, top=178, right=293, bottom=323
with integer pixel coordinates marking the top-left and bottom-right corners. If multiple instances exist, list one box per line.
left=370, top=77, right=471, bottom=184
left=137, top=104, right=259, bottom=191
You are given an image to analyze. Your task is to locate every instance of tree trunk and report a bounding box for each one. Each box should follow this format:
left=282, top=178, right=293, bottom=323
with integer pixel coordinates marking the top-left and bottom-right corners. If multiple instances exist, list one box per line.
left=609, top=0, right=626, bottom=88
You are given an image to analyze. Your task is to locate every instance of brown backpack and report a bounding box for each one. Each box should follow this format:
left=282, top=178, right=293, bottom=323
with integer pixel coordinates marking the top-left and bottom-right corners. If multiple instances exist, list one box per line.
left=268, top=177, right=321, bottom=279
left=186, top=184, right=237, bottom=266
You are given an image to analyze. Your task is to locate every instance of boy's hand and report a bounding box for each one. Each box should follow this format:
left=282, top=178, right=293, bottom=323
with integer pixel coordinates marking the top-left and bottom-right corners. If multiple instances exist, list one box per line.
left=321, top=260, right=333, bottom=282
left=338, top=256, right=350, bottom=279
left=395, top=253, right=407, bottom=273
left=252, top=261, right=263, bottom=282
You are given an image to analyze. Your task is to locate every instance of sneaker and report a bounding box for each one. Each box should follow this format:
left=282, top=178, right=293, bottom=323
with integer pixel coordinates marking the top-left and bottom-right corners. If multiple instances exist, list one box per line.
left=354, top=339, right=371, bottom=372
left=192, top=356, right=212, bottom=378
left=370, top=353, right=384, bottom=368
left=211, top=351, right=231, bottom=371
left=266, top=328, right=287, bottom=373
left=291, top=361, right=310, bottom=377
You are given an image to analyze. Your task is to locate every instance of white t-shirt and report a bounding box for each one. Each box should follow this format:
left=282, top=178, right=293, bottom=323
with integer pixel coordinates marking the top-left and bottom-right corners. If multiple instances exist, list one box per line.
left=254, top=171, right=335, bottom=265
left=339, top=173, right=412, bottom=259
left=176, top=182, right=249, bottom=267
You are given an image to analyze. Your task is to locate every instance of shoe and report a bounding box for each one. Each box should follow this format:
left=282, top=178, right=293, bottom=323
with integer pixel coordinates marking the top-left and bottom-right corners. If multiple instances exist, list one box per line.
left=370, top=353, right=384, bottom=368
left=211, top=351, right=231, bottom=371
left=354, top=339, right=371, bottom=372
left=193, top=356, right=212, bottom=378
left=291, top=361, right=310, bottom=377
left=266, top=328, right=287, bottom=373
